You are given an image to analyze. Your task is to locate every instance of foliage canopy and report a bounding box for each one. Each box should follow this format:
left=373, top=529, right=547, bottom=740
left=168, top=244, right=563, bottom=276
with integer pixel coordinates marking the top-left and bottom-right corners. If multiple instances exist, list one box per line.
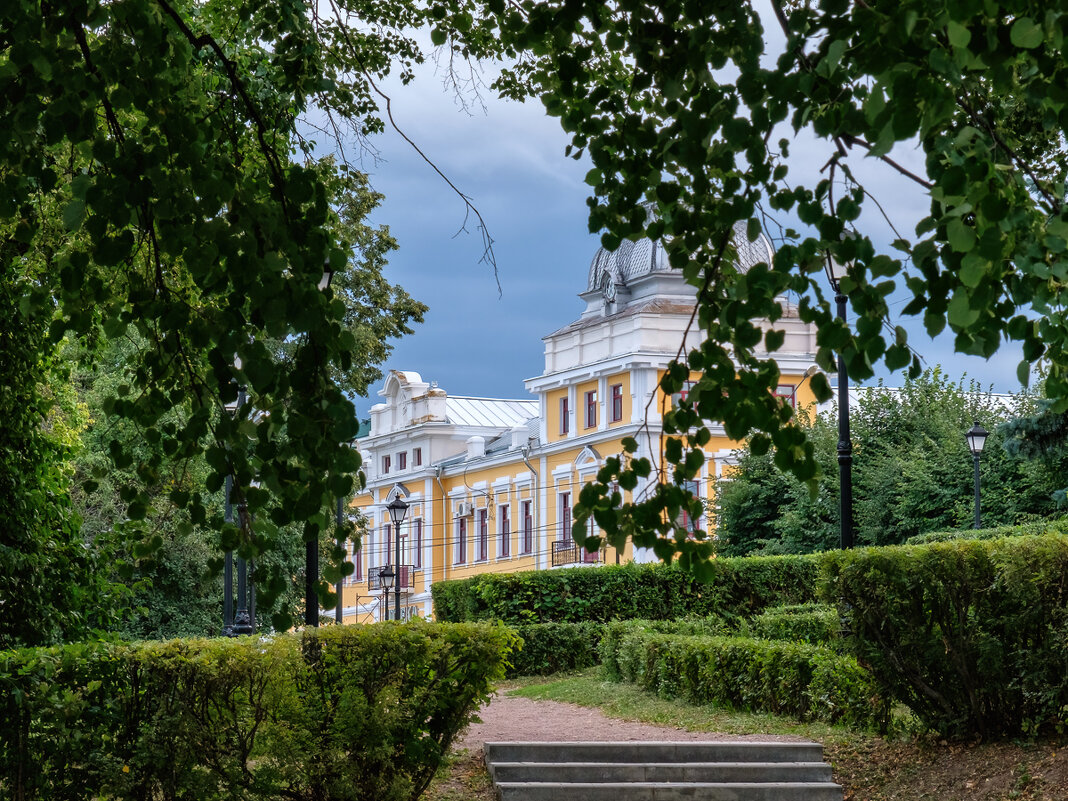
left=3, top=0, right=1068, bottom=613
left=715, top=369, right=1068, bottom=555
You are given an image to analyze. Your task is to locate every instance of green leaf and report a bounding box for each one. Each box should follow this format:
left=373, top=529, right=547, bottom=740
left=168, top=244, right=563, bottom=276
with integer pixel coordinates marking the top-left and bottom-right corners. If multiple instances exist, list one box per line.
left=764, top=329, right=785, bottom=352
left=62, top=199, right=86, bottom=231
left=947, top=290, right=980, bottom=328
left=959, top=252, right=989, bottom=287
left=1017, top=359, right=1031, bottom=387
left=946, top=218, right=976, bottom=252
left=946, top=21, right=971, bottom=48
left=1010, top=17, right=1043, bottom=49
left=808, top=371, right=832, bottom=403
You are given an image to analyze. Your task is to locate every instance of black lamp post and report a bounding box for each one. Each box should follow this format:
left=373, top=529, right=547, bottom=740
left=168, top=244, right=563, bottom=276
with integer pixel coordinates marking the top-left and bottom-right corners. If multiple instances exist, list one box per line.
left=223, top=379, right=255, bottom=636
left=305, top=264, right=337, bottom=629
left=379, top=564, right=396, bottom=620
left=335, top=496, right=344, bottom=625
left=966, top=420, right=989, bottom=529
left=824, top=250, right=854, bottom=550
left=386, top=494, right=409, bottom=622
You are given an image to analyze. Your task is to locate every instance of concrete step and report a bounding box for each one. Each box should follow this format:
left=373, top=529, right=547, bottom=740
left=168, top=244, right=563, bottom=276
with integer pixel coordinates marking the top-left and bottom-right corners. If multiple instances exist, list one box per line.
left=484, top=741, right=826, bottom=765
left=490, top=761, right=834, bottom=784
left=484, top=741, right=842, bottom=801
left=494, top=781, right=844, bottom=801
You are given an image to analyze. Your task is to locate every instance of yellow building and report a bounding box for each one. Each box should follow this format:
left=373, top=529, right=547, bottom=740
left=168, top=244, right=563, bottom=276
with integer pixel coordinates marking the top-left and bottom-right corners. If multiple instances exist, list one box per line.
left=341, top=225, right=819, bottom=622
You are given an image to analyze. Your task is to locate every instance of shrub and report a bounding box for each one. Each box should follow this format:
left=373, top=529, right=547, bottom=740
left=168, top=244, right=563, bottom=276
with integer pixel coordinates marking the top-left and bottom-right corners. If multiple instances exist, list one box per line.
left=600, top=622, right=889, bottom=731
left=506, top=622, right=605, bottom=677
left=598, top=618, right=731, bottom=680
left=820, top=534, right=1068, bottom=739
left=0, top=622, right=517, bottom=801
left=432, top=556, right=819, bottom=624
left=904, top=516, right=1068, bottom=545
left=744, top=603, right=840, bottom=646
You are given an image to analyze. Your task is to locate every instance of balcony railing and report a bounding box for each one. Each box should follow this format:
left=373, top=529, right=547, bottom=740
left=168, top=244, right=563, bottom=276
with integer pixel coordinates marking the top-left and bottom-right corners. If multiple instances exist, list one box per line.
left=551, top=540, right=604, bottom=567
left=368, top=564, right=416, bottom=592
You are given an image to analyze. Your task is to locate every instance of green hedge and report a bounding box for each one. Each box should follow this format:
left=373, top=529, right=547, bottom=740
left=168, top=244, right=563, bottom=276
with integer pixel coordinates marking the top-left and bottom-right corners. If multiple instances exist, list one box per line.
left=820, top=534, right=1068, bottom=739
left=599, top=622, right=888, bottom=731
left=744, top=603, right=840, bottom=646
left=507, top=622, right=605, bottom=677
left=904, top=517, right=1068, bottom=545
left=0, top=622, right=517, bottom=801
left=432, top=557, right=819, bottom=624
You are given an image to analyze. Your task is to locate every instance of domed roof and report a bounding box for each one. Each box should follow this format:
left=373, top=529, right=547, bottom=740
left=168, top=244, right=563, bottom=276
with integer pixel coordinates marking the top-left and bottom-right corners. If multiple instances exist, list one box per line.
left=586, top=218, right=775, bottom=293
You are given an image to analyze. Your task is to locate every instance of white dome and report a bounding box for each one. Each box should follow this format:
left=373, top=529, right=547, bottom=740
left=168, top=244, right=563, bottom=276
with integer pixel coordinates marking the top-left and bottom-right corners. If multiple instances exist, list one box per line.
left=586, top=218, right=775, bottom=294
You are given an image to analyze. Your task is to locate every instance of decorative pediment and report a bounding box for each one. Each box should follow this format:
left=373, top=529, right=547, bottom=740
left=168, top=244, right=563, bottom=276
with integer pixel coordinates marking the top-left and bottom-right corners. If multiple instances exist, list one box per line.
left=383, top=483, right=411, bottom=503
left=574, top=445, right=602, bottom=467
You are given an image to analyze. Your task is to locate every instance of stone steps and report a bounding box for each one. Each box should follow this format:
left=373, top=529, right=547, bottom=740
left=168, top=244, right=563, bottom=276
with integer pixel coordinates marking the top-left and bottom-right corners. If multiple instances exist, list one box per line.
left=484, top=741, right=842, bottom=801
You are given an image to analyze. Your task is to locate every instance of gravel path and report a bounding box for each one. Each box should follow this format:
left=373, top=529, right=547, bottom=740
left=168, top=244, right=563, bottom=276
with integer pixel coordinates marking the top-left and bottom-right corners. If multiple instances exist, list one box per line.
left=455, top=693, right=811, bottom=751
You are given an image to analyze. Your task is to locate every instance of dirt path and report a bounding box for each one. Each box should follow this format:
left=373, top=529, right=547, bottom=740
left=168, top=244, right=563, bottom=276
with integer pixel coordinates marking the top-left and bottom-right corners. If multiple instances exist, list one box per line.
left=455, top=693, right=809, bottom=750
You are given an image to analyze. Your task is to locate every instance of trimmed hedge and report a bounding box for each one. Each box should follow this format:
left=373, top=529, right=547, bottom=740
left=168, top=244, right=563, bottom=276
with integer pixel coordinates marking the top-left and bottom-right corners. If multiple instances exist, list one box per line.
left=599, top=621, right=889, bottom=731
left=820, top=534, right=1068, bottom=739
left=507, top=622, right=605, bottom=677
left=904, top=517, right=1068, bottom=545
left=432, top=557, right=819, bottom=624
left=744, top=603, right=839, bottom=646
left=0, top=622, right=517, bottom=801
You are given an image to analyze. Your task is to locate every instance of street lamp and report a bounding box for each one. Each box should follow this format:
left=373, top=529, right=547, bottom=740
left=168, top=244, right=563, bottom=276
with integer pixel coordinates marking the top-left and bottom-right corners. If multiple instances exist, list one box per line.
left=222, top=373, right=255, bottom=636
left=966, top=421, right=989, bottom=529
left=379, top=564, right=396, bottom=620
left=305, top=264, right=338, bottom=629
left=386, top=493, right=409, bottom=623
left=824, top=249, right=854, bottom=550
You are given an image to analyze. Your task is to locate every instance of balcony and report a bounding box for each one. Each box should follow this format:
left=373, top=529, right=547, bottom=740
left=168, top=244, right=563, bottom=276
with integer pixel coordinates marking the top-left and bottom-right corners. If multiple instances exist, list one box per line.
left=368, top=564, right=416, bottom=592
left=551, top=540, right=604, bottom=567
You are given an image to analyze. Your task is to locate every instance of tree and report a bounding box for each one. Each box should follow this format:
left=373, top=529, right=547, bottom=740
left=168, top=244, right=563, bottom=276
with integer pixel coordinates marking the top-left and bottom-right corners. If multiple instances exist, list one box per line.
left=716, top=370, right=1066, bottom=556
left=1, top=0, right=429, bottom=639
left=470, top=1, right=1068, bottom=571
left=4, top=0, right=1068, bottom=619
left=61, top=169, right=421, bottom=638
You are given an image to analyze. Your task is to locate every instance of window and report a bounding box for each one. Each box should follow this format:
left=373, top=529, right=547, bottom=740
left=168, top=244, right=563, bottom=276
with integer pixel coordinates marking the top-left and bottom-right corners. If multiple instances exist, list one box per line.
left=413, top=447, right=422, bottom=466
left=499, top=505, right=510, bottom=558
left=398, top=451, right=407, bottom=470
left=382, top=455, right=391, bottom=474
left=558, top=492, right=571, bottom=543
left=412, top=519, right=422, bottom=568
left=559, top=396, right=569, bottom=435
left=585, top=390, right=597, bottom=428
left=775, top=384, right=797, bottom=408
left=679, top=479, right=702, bottom=535
left=522, top=500, right=533, bottom=554
left=382, top=524, right=392, bottom=565
left=671, top=379, right=697, bottom=407
left=583, top=517, right=599, bottom=563
left=455, top=517, right=467, bottom=564
left=477, top=509, right=489, bottom=561
left=611, top=383, right=623, bottom=422
left=354, top=544, right=362, bottom=580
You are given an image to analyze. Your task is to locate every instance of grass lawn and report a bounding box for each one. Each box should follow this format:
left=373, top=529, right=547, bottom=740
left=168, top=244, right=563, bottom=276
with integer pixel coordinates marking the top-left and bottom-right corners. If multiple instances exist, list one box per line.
left=424, top=668, right=1068, bottom=801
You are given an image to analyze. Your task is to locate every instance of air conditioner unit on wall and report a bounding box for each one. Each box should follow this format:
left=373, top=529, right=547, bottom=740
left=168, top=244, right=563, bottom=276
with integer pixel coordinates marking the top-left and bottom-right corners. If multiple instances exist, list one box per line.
left=457, top=502, right=472, bottom=517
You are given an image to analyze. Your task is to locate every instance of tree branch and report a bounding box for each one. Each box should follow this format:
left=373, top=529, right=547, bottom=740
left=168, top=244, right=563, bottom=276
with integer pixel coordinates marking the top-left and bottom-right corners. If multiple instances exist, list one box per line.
left=325, top=0, right=500, bottom=294
left=153, top=0, right=291, bottom=221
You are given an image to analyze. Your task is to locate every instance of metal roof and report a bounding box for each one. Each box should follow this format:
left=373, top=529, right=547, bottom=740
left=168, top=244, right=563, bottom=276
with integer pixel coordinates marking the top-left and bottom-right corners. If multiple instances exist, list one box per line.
left=445, top=396, right=538, bottom=428
left=587, top=217, right=775, bottom=293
